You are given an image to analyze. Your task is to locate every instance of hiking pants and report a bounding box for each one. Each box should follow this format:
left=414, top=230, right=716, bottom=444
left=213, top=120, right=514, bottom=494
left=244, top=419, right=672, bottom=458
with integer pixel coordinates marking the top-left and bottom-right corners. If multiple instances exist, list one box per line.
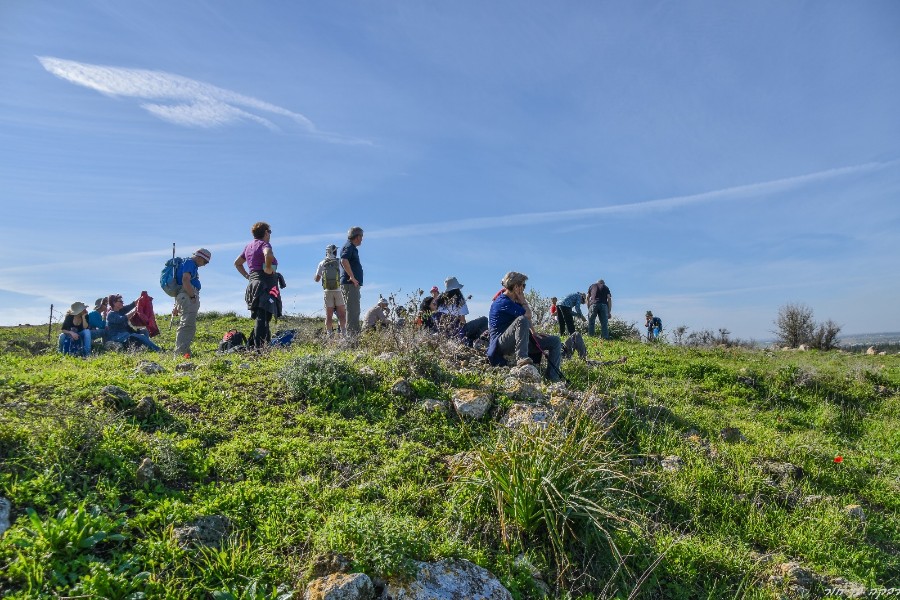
left=342, top=283, right=361, bottom=335
left=254, top=311, right=272, bottom=347
left=532, top=333, right=563, bottom=382
left=557, top=305, right=576, bottom=336
left=496, top=315, right=531, bottom=360
left=175, top=291, right=200, bottom=355
left=588, top=302, right=609, bottom=339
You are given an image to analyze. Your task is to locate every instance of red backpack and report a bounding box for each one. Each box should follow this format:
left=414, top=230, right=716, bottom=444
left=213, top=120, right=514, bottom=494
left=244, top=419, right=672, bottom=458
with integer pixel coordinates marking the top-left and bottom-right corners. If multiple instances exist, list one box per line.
left=129, top=291, right=160, bottom=337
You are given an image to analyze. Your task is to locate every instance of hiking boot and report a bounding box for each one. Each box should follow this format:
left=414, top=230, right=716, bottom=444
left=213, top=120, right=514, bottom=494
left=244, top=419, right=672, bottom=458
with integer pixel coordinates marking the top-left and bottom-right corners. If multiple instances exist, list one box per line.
left=516, top=357, right=533, bottom=367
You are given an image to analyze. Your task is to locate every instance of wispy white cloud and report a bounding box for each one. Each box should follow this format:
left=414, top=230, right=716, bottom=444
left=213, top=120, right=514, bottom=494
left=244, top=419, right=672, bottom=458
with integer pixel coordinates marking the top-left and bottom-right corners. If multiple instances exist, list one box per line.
left=37, top=56, right=370, bottom=144
left=0, top=160, right=893, bottom=280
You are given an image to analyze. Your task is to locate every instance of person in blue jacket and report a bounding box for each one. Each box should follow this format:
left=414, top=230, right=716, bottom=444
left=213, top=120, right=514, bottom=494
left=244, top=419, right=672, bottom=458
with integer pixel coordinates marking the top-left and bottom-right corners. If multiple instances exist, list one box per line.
left=487, top=271, right=562, bottom=381
left=556, top=292, right=587, bottom=336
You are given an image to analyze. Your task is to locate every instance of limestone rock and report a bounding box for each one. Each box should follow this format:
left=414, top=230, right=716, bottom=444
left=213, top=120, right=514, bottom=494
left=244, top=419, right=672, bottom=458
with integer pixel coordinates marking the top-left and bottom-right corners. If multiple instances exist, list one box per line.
left=825, top=577, right=867, bottom=598
left=239, top=363, right=251, bottom=369
left=866, top=346, right=876, bottom=355
left=452, top=389, right=492, bottom=420
left=390, top=378, right=414, bottom=399
left=422, top=398, right=447, bottom=413
left=304, top=572, right=373, bottom=600
left=445, top=451, right=477, bottom=474
left=173, top=515, right=231, bottom=548
left=104, top=341, right=125, bottom=352
left=308, top=551, right=352, bottom=578
left=135, top=360, right=165, bottom=375
left=136, top=458, right=162, bottom=485
left=843, top=504, right=866, bottom=522
left=176, top=361, right=197, bottom=372
left=385, top=558, right=512, bottom=600
left=503, top=403, right=553, bottom=430
left=661, top=456, right=684, bottom=472
left=132, top=396, right=157, bottom=419
left=251, top=448, right=270, bottom=461
left=502, top=378, right=546, bottom=402
left=376, top=352, right=396, bottom=362
left=359, top=365, right=377, bottom=377
left=720, top=427, right=746, bottom=443
left=0, top=497, right=10, bottom=536
left=798, top=344, right=809, bottom=351
left=755, top=460, right=804, bottom=484
left=776, top=561, right=818, bottom=590
left=100, top=385, right=133, bottom=409
left=509, top=364, right=542, bottom=383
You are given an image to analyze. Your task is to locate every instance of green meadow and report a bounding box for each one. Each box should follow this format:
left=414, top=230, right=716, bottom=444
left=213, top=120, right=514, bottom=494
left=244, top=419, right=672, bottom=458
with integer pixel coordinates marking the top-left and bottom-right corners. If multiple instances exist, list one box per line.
left=1, top=313, right=897, bottom=599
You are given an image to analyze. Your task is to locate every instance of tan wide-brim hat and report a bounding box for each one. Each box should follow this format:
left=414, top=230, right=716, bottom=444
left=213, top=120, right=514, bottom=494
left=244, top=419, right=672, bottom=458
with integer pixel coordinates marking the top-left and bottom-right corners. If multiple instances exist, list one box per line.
left=69, top=301, right=87, bottom=314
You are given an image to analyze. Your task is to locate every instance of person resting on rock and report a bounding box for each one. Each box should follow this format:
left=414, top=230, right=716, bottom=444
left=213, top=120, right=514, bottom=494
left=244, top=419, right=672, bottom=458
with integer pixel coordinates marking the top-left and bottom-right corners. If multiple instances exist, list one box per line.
left=487, top=271, right=562, bottom=381
left=104, top=294, right=162, bottom=352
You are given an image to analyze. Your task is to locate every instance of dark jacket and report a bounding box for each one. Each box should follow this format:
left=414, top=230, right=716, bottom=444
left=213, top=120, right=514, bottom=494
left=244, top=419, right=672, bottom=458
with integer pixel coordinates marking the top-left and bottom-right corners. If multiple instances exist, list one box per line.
left=245, top=271, right=282, bottom=318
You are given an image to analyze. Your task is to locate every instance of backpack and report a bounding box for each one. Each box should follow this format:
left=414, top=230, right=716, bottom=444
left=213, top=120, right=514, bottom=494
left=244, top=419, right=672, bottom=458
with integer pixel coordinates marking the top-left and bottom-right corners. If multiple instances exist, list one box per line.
left=562, top=332, right=587, bottom=360
left=160, top=257, right=184, bottom=297
left=218, top=330, right=248, bottom=353
left=321, top=258, right=340, bottom=290
left=271, top=329, right=296, bottom=347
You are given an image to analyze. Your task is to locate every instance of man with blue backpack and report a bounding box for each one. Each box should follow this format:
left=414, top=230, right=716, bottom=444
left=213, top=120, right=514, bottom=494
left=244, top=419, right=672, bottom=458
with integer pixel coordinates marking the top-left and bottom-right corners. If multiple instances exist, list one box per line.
left=161, top=247, right=211, bottom=358
left=314, top=244, right=347, bottom=336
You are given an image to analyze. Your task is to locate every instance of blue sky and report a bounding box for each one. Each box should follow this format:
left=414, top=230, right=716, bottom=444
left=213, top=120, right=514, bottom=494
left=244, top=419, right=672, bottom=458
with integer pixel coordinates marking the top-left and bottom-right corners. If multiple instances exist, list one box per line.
left=2, top=1, right=898, bottom=339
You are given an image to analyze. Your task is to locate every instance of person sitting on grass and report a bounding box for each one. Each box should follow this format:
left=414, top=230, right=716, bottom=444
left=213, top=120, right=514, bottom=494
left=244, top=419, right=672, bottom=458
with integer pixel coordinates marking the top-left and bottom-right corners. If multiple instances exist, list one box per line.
left=104, top=294, right=162, bottom=352
left=364, top=298, right=391, bottom=330
left=487, top=271, right=562, bottom=381
left=416, top=296, right=438, bottom=330
left=86, top=297, right=107, bottom=343
left=58, top=301, right=93, bottom=357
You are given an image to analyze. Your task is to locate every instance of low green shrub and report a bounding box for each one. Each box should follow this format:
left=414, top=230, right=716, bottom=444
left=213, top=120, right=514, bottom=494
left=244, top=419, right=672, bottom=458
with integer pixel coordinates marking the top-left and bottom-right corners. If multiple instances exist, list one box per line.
left=280, top=354, right=374, bottom=414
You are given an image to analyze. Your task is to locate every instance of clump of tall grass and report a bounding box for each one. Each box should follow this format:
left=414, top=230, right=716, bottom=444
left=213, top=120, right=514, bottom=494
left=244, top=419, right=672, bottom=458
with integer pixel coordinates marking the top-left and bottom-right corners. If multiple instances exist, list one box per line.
left=456, top=407, right=637, bottom=589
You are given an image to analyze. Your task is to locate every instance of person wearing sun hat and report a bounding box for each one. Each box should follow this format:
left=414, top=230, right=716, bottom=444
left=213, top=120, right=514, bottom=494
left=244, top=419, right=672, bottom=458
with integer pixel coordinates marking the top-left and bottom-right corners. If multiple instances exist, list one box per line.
left=58, top=301, right=93, bottom=357
left=363, top=297, right=391, bottom=330
left=174, top=247, right=211, bottom=357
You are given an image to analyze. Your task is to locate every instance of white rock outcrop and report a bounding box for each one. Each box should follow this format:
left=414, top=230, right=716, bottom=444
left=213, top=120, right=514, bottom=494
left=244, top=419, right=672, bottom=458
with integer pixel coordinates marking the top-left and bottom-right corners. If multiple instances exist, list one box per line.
left=386, top=558, right=512, bottom=599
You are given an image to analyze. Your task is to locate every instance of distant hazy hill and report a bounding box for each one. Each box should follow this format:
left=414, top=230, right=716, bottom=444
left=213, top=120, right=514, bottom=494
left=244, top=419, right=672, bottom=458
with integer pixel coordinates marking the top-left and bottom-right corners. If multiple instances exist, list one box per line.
left=840, top=331, right=900, bottom=349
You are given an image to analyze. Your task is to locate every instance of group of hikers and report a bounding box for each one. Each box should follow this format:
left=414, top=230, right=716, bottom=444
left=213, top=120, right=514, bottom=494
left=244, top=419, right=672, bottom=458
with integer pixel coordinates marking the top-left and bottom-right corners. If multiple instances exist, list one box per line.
left=59, top=222, right=661, bottom=380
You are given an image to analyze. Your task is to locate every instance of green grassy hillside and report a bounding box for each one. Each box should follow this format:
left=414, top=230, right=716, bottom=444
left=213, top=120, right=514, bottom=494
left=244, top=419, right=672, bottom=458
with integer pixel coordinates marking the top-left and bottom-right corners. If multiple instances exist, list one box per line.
left=1, top=314, right=898, bottom=599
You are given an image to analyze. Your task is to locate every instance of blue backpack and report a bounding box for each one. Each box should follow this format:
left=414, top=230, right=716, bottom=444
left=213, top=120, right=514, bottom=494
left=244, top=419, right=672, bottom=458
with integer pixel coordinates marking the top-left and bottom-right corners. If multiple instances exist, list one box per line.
left=160, top=257, right=184, bottom=297
left=271, top=329, right=296, bottom=347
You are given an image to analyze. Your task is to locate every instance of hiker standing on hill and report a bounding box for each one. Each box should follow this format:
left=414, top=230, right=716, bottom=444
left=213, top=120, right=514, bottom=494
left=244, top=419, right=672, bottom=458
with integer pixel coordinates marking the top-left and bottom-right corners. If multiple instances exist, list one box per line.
left=235, top=222, right=280, bottom=348
left=587, top=278, right=612, bottom=339
left=557, top=292, right=587, bottom=336
left=314, top=244, right=347, bottom=335
left=645, top=310, right=662, bottom=341
left=340, top=226, right=364, bottom=336
left=174, top=248, right=211, bottom=357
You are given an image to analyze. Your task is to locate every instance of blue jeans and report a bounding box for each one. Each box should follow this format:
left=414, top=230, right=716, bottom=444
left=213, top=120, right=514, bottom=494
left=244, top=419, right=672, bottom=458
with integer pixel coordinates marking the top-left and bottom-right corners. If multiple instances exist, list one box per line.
left=58, top=330, right=93, bottom=357
left=588, top=303, right=610, bottom=339
left=108, top=331, right=161, bottom=352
